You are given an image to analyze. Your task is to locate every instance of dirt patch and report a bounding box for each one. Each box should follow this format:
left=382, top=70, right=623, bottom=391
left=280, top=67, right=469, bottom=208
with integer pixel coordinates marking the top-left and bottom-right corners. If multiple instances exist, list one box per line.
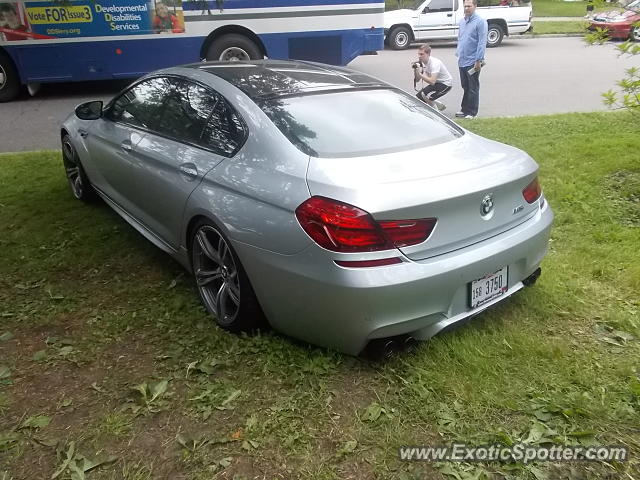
left=604, top=170, right=640, bottom=227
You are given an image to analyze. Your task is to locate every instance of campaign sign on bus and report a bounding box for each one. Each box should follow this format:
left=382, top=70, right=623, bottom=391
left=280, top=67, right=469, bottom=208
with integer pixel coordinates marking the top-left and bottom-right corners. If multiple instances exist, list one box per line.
left=22, top=0, right=184, bottom=39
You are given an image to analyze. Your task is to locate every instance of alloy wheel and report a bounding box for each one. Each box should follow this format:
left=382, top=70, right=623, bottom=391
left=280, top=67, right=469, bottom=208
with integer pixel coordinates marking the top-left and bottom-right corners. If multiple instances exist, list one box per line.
left=193, top=225, right=241, bottom=326
left=62, top=137, right=85, bottom=199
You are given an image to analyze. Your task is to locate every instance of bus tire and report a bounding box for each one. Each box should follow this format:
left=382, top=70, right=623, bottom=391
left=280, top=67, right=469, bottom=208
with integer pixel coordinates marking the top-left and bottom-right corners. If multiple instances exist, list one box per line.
left=388, top=26, right=412, bottom=50
left=206, top=34, right=262, bottom=62
left=487, top=24, right=504, bottom=48
left=0, top=50, right=21, bottom=103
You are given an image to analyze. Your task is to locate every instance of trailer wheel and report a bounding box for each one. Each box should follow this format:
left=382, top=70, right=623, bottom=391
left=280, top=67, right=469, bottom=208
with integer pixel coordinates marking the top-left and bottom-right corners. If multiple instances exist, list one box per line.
left=206, top=34, right=262, bottom=61
left=388, top=26, right=412, bottom=50
left=487, top=24, right=504, bottom=48
left=0, top=50, right=21, bottom=103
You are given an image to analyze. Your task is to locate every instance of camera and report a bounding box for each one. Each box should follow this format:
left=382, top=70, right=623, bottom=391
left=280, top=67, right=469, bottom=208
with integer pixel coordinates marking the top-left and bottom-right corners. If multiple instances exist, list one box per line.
left=411, top=62, right=420, bottom=69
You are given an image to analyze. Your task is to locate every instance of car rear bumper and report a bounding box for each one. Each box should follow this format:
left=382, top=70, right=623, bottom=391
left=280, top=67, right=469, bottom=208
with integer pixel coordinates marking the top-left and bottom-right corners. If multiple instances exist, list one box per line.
left=588, top=22, right=632, bottom=38
left=235, top=200, right=554, bottom=355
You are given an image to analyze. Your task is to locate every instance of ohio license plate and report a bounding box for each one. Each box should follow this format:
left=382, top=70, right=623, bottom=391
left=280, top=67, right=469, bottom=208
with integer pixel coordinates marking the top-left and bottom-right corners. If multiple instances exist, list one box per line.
left=469, top=266, right=508, bottom=308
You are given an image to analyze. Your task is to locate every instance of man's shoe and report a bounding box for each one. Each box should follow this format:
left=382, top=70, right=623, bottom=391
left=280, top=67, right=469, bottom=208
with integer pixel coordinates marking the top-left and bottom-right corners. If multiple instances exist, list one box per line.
left=434, top=100, right=446, bottom=112
left=454, top=111, right=466, bottom=118
left=464, top=114, right=476, bottom=119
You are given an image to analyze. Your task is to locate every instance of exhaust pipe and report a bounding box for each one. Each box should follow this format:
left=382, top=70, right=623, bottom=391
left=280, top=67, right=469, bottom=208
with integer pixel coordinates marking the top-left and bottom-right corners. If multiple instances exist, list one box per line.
left=522, top=267, right=541, bottom=287
left=364, top=335, right=417, bottom=360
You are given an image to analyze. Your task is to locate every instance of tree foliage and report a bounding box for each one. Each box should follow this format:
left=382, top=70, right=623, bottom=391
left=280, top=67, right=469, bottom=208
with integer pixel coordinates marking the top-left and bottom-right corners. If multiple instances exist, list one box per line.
left=585, top=1, right=639, bottom=118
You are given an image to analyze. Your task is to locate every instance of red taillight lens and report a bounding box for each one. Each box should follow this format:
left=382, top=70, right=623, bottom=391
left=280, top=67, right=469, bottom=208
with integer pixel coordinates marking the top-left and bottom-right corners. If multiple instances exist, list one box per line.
left=523, top=177, right=541, bottom=204
left=295, top=196, right=436, bottom=253
left=378, top=219, right=437, bottom=248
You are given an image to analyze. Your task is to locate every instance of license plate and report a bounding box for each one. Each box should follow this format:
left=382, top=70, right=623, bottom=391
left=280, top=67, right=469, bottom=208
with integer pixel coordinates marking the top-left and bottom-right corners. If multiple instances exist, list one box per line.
left=469, top=266, right=508, bottom=308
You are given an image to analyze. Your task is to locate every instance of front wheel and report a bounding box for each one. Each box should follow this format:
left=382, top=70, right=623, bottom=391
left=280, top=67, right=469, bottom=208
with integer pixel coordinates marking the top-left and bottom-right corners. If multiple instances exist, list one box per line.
left=191, top=221, right=266, bottom=333
left=388, top=26, right=412, bottom=50
left=206, top=34, right=262, bottom=61
left=0, top=50, right=21, bottom=103
left=487, top=24, right=505, bottom=47
left=61, top=134, right=97, bottom=202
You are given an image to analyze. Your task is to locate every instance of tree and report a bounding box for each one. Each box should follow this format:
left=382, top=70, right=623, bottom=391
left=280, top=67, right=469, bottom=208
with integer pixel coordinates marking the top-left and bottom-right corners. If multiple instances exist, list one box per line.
left=585, top=2, right=640, bottom=117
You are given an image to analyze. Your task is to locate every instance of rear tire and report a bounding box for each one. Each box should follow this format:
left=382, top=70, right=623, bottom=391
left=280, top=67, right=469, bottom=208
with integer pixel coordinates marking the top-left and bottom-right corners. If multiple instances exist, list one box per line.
left=206, top=34, right=262, bottom=61
left=0, top=50, right=21, bottom=103
left=388, top=26, right=412, bottom=50
left=191, top=220, right=266, bottom=333
left=487, top=24, right=504, bottom=47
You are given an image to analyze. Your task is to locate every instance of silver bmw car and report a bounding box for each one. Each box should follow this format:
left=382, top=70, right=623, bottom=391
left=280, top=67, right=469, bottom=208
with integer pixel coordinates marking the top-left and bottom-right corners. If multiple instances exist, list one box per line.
left=61, top=60, right=553, bottom=356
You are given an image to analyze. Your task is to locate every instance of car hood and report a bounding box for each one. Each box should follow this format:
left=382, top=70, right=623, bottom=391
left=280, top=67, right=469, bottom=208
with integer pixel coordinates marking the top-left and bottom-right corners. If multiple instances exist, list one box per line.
left=593, top=9, right=638, bottom=21
left=384, top=8, right=417, bottom=27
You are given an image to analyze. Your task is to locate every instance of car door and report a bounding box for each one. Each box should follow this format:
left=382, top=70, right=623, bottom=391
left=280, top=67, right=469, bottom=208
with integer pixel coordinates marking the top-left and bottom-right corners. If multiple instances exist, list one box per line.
left=83, top=77, right=170, bottom=221
left=416, top=0, right=458, bottom=40
left=128, top=78, right=248, bottom=248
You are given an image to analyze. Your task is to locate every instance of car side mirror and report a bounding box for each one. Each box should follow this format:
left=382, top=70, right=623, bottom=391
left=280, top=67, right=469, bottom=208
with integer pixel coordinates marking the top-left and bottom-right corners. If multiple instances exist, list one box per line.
left=422, top=7, right=430, bottom=12
left=75, top=100, right=103, bottom=120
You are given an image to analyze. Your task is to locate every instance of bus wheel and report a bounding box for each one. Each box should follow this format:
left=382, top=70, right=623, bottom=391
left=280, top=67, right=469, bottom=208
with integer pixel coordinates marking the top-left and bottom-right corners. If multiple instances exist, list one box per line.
left=0, top=50, right=21, bottom=103
left=206, top=34, right=262, bottom=62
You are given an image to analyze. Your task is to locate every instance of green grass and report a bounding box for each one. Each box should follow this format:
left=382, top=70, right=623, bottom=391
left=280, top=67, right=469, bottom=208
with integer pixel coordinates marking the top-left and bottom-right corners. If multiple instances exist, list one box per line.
left=533, top=0, right=588, bottom=17
left=532, top=20, right=589, bottom=34
left=1, top=112, right=639, bottom=479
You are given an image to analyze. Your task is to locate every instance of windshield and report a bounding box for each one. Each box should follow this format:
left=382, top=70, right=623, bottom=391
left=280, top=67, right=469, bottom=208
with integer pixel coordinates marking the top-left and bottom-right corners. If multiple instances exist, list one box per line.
left=258, top=88, right=462, bottom=158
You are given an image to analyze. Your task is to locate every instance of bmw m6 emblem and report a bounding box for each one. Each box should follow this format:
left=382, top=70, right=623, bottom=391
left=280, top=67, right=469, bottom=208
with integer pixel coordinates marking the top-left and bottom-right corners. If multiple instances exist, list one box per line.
left=480, top=194, right=494, bottom=218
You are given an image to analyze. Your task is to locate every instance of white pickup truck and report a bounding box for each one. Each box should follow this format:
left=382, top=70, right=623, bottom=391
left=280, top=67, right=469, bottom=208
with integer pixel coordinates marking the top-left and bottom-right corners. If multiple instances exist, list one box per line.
left=384, top=0, right=533, bottom=48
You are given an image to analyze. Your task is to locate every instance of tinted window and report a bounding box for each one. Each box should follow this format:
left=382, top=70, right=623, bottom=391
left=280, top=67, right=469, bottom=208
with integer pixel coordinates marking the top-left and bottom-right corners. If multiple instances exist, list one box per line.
left=258, top=89, right=462, bottom=158
left=425, top=0, right=453, bottom=11
left=155, top=79, right=218, bottom=144
left=107, top=77, right=171, bottom=130
left=201, top=96, right=247, bottom=157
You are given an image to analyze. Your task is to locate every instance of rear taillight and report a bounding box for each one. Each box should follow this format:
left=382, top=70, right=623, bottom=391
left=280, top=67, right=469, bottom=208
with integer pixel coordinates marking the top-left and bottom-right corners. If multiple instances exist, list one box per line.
left=523, top=177, right=541, bottom=204
left=295, top=196, right=436, bottom=253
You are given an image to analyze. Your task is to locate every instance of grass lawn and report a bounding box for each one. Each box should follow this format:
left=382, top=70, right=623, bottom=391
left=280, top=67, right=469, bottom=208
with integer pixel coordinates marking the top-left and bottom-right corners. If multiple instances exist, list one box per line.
left=533, top=20, right=589, bottom=34
left=386, top=0, right=591, bottom=15
left=533, top=0, right=589, bottom=17
left=1, top=112, right=639, bottom=479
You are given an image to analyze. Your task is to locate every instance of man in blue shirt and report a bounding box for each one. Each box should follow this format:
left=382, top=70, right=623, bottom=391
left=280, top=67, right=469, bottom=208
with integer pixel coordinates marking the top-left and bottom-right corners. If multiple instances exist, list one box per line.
left=455, top=0, right=488, bottom=119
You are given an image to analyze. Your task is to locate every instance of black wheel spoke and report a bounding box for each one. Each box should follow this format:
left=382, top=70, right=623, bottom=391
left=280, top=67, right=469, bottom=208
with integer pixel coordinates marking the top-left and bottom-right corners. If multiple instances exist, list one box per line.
left=197, top=230, right=222, bottom=265
left=196, top=268, right=223, bottom=287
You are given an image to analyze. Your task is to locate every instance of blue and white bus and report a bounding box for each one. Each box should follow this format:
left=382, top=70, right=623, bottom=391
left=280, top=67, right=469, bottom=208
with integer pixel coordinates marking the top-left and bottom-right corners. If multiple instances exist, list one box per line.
left=0, top=0, right=384, bottom=101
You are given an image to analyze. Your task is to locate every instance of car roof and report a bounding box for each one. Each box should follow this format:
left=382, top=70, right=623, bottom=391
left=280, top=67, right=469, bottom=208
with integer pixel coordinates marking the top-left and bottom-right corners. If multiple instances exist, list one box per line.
left=184, top=59, right=391, bottom=100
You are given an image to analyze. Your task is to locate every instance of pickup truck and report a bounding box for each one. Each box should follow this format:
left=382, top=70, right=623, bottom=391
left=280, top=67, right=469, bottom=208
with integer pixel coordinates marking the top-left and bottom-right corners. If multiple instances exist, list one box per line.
left=384, top=0, right=533, bottom=48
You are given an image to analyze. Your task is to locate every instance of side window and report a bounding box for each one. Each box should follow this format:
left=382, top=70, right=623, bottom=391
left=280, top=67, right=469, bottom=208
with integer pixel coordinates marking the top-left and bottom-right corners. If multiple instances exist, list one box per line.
left=107, top=77, right=171, bottom=130
left=425, top=0, right=453, bottom=12
left=155, top=79, right=217, bottom=144
left=201, top=95, right=247, bottom=157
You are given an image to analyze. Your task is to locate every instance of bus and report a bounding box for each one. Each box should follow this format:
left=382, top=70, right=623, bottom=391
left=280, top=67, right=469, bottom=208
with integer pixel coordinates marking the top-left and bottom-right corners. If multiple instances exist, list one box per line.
left=0, top=0, right=384, bottom=101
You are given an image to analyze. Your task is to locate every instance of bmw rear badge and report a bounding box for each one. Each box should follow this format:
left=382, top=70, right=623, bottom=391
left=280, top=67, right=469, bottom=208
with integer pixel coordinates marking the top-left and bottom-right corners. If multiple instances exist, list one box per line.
left=480, top=194, right=494, bottom=219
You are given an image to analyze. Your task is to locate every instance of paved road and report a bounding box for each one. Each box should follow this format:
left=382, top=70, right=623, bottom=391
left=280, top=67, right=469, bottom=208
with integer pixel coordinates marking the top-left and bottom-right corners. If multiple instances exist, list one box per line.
left=0, top=36, right=636, bottom=152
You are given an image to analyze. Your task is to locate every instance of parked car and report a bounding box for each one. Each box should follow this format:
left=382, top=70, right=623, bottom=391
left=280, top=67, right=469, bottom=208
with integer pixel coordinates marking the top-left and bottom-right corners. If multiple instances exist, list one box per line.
left=588, top=0, right=640, bottom=41
left=384, top=0, right=533, bottom=49
left=61, top=60, right=553, bottom=356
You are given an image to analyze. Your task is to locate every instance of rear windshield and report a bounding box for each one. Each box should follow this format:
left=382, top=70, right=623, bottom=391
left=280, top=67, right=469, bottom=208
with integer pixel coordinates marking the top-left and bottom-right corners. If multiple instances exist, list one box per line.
left=257, top=88, right=463, bottom=158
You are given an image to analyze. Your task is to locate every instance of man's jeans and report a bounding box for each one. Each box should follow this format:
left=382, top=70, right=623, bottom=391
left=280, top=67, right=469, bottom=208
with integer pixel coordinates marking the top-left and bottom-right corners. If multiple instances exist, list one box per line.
left=459, top=66, right=480, bottom=116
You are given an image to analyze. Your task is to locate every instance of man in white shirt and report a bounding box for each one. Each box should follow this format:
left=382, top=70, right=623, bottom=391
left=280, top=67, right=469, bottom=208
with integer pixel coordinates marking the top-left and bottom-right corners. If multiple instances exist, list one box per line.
left=413, top=43, right=453, bottom=112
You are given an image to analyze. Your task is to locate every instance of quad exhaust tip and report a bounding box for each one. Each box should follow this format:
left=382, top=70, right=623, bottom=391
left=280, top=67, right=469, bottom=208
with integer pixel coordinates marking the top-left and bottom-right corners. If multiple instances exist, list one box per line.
left=364, top=334, right=417, bottom=360
left=523, top=267, right=542, bottom=287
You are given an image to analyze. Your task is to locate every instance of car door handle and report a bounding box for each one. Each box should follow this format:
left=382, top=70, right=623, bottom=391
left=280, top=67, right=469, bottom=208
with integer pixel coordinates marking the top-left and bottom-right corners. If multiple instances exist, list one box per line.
left=447, top=12, right=453, bottom=16
left=121, top=140, right=133, bottom=152
left=78, top=129, right=89, bottom=138
left=179, top=163, right=198, bottom=180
